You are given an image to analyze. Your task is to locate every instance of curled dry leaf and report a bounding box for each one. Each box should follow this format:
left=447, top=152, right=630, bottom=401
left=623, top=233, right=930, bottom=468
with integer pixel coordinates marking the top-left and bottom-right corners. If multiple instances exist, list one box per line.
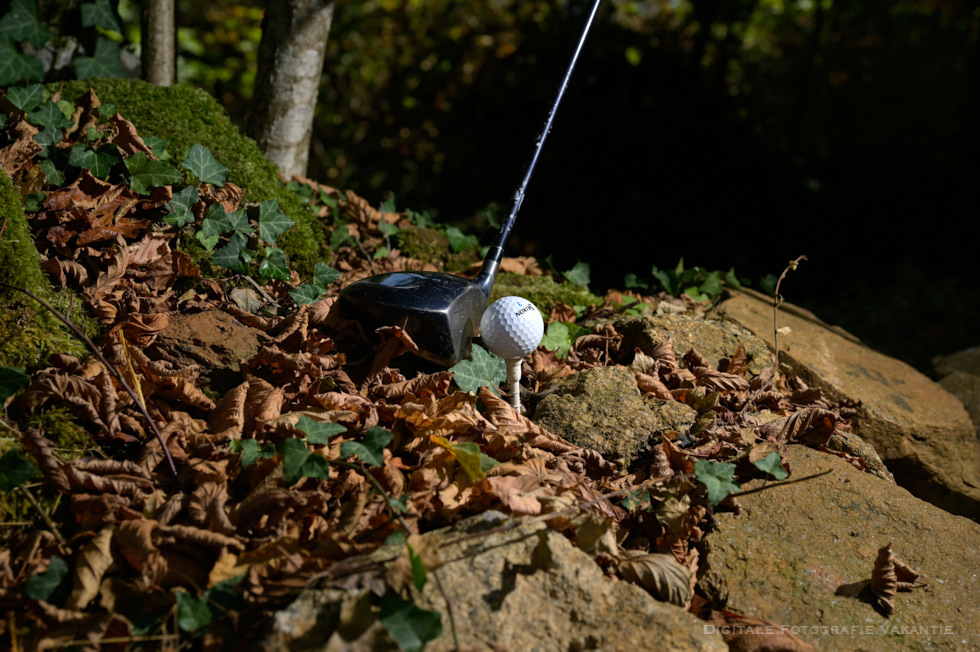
left=705, top=610, right=815, bottom=652
left=756, top=407, right=837, bottom=447
left=615, top=549, right=693, bottom=607
left=871, top=542, right=923, bottom=616
left=66, top=527, right=114, bottom=610
left=21, top=427, right=70, bottom=493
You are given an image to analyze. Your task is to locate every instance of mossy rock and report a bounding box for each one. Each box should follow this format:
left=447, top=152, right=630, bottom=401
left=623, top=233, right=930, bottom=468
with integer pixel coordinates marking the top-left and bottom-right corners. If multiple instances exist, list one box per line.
left=0, top=170, right=92, bottom=369
left=52, top=78, right=329, bottom=277
left=490, top=273, right=601, bottom=318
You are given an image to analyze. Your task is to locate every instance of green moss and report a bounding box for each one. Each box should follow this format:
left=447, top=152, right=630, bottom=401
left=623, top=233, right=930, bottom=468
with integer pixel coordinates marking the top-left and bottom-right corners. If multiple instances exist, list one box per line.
left=490, top=272, right=601, bottom=318
left=28, top=407, right=95, bottom=459
left=396, top=225, right=450, bottom=265
left=52, top=79, right=329, bottom=277
left=0, top=171, right=90, bottom=369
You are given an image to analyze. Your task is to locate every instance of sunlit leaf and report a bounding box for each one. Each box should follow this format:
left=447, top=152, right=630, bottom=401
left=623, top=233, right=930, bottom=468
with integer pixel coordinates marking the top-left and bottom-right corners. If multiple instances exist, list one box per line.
left=258, top=247, right=290, bottom=281
left=296, top=415, right=347, bottom=445
left=450, top=343, right=505, bottom=395
left=445, top=226, right=476, bottom=252
left=125, top=152, right=181, bottom=195
left=540, top=321, right=571, bottom=359
left=562, top=260, right=591, bottom=288
left=312, top=261, right=341, bottom=290
left=407, top=544, right=427, bottom=592
left=430, top=436, right=496, bottom=481
left=230, top=439, right=276, bottom=469
left=753, top=451, right=789, bottom=480
left=289, top=283, right=322, bottom=306
left=181, top=143, right=229, bottom=186
left=694, top=459, right=741, bottom=507
left=256, top=199, right=294, bottom=245
left=280, top=438, right=331, bottom=486
left=165, top=185, right=199, bottom=227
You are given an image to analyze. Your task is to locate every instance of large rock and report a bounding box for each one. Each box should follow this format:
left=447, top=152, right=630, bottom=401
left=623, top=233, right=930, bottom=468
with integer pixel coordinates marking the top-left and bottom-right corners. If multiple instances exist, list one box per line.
left=616, top=312, right=773, bottom=377
left=701, top=445, right=980, bottom=651
left=709, top=287, right=980, bottom=519
left=259, top=512, right=726, bottom=651
left=934, top=347, right=980, bottom=439
left=533, top=366, right=695, bottom=465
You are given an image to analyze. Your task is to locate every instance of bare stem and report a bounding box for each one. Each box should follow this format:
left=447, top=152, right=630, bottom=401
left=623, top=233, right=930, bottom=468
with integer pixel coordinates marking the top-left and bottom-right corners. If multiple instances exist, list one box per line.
left=771, top=255, right=807, bottom=381
left=17, top=485, right=66, bottom=546
left=0, top=283, right=178, bottom=476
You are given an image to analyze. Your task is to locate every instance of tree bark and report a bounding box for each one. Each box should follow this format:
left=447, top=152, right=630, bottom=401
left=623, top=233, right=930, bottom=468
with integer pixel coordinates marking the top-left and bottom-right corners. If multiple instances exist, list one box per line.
left=248, top=0, right=335, bottom=180
left=141, top=0, right=176, bottom=86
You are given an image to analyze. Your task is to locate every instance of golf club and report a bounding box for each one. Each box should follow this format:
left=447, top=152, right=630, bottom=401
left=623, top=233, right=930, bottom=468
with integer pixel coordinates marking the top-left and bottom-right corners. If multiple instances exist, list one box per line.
left=336, top=0, right=602, bottom=366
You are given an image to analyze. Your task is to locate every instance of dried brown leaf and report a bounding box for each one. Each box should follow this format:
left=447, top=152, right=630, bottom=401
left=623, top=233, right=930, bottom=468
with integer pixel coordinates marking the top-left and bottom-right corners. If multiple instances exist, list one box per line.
left=757, top=408, right=837, bottom=446
left=616, top=549, right=693, bottom=606
left=20, top=427, right=70, bottom=493
left=66, top=527, right=114, bottom=610
left=871, top=542, right=922, bottom=616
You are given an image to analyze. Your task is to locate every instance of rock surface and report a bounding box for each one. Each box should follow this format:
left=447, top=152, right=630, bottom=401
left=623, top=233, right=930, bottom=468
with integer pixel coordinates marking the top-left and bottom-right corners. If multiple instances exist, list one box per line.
left=701, top=445, right=980, bottom=651
left=616, top=312, right=773, bottom=377
left=259, top=512, right=726, bottom=652
left=709, top=287, right=980, bottom=519
left=533, top=366, right=685, bottom=466
left=934, top=347, right=980, bottom=439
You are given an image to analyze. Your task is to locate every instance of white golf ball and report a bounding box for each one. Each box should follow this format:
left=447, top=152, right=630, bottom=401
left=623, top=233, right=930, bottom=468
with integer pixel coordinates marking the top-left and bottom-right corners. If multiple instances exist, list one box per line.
left=480, top=296, right=544, bottom=359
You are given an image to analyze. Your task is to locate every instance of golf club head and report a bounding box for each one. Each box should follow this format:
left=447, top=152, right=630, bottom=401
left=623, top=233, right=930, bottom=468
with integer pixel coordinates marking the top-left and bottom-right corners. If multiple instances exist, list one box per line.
left=337, top=270, right=492, bottom=366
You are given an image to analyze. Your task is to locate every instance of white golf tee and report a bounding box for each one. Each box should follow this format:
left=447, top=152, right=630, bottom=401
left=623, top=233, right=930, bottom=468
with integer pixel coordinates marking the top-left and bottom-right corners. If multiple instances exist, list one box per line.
left=506, top=357, right=523, bottom=411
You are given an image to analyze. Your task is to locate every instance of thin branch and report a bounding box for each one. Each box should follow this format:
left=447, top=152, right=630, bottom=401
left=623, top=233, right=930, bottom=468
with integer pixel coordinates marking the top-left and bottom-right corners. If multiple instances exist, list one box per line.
left=16, top=485, right=66, bottom=546
left=731, top=468, right=834, bottom=498
left=432, top=569, right=460, bottom=650
left=772, top=255, right=806, bottom=381
left=0, top=283, right=178, bottom=476
left=238, top=274, right=281, bottom=308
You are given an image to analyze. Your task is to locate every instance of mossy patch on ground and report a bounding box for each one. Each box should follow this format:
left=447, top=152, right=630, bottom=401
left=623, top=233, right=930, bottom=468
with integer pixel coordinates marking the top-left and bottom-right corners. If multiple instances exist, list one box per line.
left=0, top=171, right=91, bottom=370
left=490, top=272, right=601, bottom=317
left=52, top=79, right=330, bottom=277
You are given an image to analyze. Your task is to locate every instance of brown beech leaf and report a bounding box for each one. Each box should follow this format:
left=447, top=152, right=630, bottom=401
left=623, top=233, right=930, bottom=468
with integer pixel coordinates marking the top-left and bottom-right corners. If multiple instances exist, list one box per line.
left=757, top=408, right=837, bottom=446
left=0, top=118, right=42, bottom=177
left=694, top=367, right=750, bottom=392
left=705, top=610, right=815, bottom=652
left=66, top=527, right=114, bottom=610
left=635, top=371, right=674, bottom=401
left=109, top=114, right=153, bottom=156
left=486, top=475, right=544, bottom=515
left=615, top=549, right=693, bottom=606
left=644, top=336, right=680, bottom=375
left=723, top=345, right=749, bottom=376
left=20, top=427, right=70, bottom=493
left=369, top=371, right=454, bottom=401
left=871, top=542, right=923, bottom=616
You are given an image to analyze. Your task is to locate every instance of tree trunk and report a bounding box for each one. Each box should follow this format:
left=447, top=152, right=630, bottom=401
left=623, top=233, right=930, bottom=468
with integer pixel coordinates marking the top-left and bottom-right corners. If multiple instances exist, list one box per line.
left=141, top=0, right=176, bottom=86
left=248, top=0, right=335, bottom=180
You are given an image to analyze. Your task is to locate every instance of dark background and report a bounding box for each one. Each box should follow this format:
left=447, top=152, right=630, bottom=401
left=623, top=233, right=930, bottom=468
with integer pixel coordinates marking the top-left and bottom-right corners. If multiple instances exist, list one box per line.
left=177, top=0, right=980, bottom=374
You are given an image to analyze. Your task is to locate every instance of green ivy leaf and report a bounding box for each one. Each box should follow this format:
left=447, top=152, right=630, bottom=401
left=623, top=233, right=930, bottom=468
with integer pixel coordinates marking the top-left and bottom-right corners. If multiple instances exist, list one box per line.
left=312, top=261, right=341, bottom=291
left=22, top=556, right=69, bottom=603
left=698, top=270, right=724, bottom=299
left=380, top=193, right=397, bottom=214
left=694, top=459, right=741, bottom=507
left=181, top=144, right=229, bottom=186
left=68, top=144, right=119, bottom=179
left=0, top=449, right=36, bottom=491
left=23, top=192, right=44, bottom=211
left=1, top=366, right=32, bottom=404
left=406, top=208, right=436, bottom=228
left=379, top=593, right=442, bottom=652
left=175, top=589, right=213, bottom=632
left=143, top=135, right=170, bottom=160
left=623, top=273, right=650, bottom=291
left=280, top=438, right=331, bottom=487
left=0, top=0, right=52, bottom=49
left=81, top=0, right=122, bottom=33
left=753, top=451, right=789, bottom=480
left=540, top=321, right=571, bottom=359
left=38, top=159, right=64, bottom=186
left=431, top=436, right=495, bottom=482
left=125, top=152, right=180, bottom=195
left=723, top=267, right=742, bottom=290
left=212, top=232, right=247, bottom=269
left=373, top=246, right=390, bottom=259
left=33, top=125, right=62, bottom=148
left=3, top=84, right=43, bottom=112
left=230, top=439, right=276, bottom=469
left=340, top=426, right=393, bottom=468
left=196, top=230, right=220, bottom=252
left=73, top=36, right=126, bottom=79
left=562, top=261, right=591, bottom=288
left=98, top=102, right=116, bottom=120
left=444, top=226, right=477, bottom=252
left=165, top=186, right=199, bottom=227
left=407, top=544, right=427, bottom=592
left=0, top=40, right=43, bottom=87
left=379, top=218, right=400, bottom=239
left=256, top=199, right=294, bottom=245
left=650, top=265, right=676, bottom=296
left=257, top=247, right=290, bottom=281
left=329, top=226, right=353, bottom=250
left=288, top=283, right=322, bottom=306
left=27, top=102, right=72, bottom=129
left=450, top=343, right=506, bottom=396
left=295, top=415, right=347, bottom=445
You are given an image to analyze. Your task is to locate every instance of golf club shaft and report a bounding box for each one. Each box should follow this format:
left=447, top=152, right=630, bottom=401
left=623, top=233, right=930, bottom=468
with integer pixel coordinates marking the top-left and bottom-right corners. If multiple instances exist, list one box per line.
left=477, top=0, right=602, bottom=290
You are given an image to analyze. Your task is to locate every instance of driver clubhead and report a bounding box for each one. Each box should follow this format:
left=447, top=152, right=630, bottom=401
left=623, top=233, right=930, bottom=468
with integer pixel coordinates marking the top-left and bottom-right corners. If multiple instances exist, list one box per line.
left=337, top=270, right=490, bottom=366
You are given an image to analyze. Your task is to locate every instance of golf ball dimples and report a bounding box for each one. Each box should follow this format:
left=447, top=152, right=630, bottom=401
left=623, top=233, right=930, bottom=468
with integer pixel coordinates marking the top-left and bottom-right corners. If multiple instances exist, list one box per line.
left=480, top=296, right=544, bottom=359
